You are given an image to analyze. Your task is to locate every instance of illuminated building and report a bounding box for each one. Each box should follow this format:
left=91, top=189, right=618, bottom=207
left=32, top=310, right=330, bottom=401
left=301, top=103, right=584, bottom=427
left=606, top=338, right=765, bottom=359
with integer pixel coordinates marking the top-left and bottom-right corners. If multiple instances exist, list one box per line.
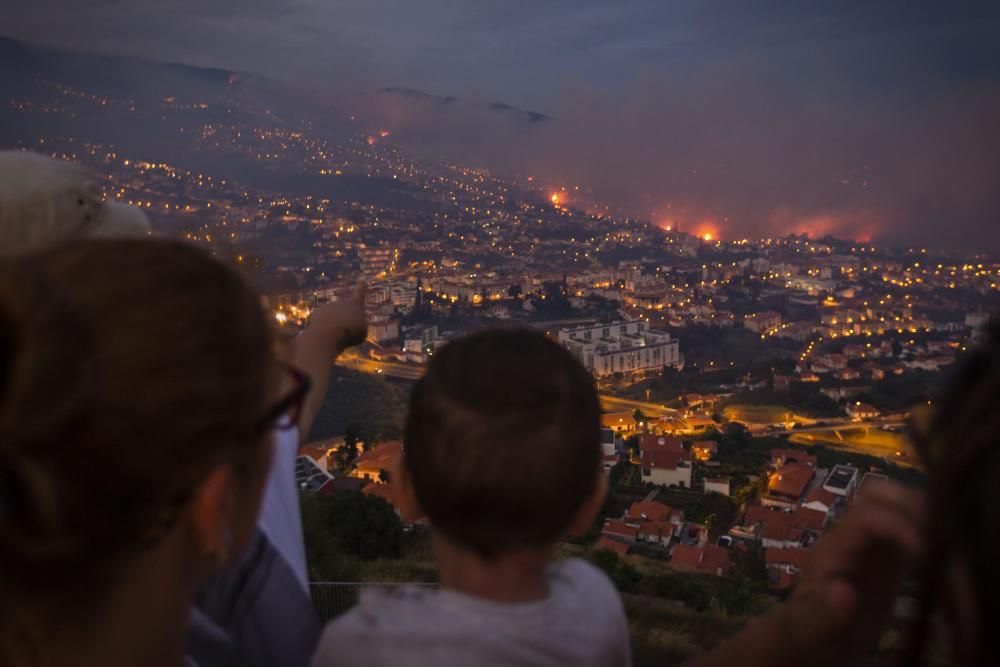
left=558, top=320, right=681, bottom=378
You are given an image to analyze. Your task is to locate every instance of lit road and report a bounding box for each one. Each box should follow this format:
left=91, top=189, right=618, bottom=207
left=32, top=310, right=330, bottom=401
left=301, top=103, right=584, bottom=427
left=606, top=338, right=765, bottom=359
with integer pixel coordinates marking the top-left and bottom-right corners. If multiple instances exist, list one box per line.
left=336, top=355, right=674, bottom=416
left=336, top=354, right=912, bottom=463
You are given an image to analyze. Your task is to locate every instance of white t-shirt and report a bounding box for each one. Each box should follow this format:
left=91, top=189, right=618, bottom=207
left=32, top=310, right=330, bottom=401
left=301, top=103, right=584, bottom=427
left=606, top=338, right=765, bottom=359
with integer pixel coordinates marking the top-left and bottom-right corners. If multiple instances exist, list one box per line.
left=311, top=558, right=632, bottom=667
left=258, top=427, right=308, bottom=591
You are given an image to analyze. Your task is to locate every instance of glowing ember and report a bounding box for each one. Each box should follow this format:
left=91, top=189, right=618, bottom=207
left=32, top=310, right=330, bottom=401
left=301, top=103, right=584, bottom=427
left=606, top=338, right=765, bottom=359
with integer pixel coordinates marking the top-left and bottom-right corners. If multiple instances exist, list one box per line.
left=702, top=232, right=713, bottom=242
left=550, top=193, right=560, bottom=205
left=366, top=136, right=376, bottom=145
left=378, top=129, right=390, bottom=138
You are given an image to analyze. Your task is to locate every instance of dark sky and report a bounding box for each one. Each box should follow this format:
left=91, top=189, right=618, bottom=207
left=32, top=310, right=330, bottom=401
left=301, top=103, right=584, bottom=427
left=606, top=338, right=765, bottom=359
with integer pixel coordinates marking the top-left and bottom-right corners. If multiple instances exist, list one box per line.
left=6, top=1, right=1000, bottom=250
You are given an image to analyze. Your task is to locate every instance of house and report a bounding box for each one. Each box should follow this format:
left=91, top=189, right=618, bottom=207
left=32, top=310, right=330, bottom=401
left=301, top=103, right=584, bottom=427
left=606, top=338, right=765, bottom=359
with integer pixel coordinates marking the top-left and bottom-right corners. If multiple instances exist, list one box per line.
left=860, top=362, right=886, bottom=381
left=641, top=449, right=693, bottom=488
left=672, top=544, right=732, bottom=576
left=704, top=478, right=731, bottom=496
left=823, top=465, right=860, bottom=498
left=295, top=456, right=335, bottom=494
left=368, top=315, right=400, bottom=343
left=602, top=411, right=637, bottom=433
left=691, top=440, right=718, bottom=462
left=602, top=518, right=639, bottom=543
left=353, top=442, right=403, bottom=481
left=835, top=368, right=861, bottom=381
left=803, top=487, right=840, bottom=517
left=682, top=393, right=705, bottom=408
left=766, top=547, right=811, bottom=590
left=739, top=505, right=827, bottom=549
left=299, top=438, right=341, bottom=472
left=640, top=434, right=685, bottom=454
left=594, top=536, right=631, bottom=556
left=847, top=402, right=880, bottom=420
left=625, top=500, right=685, bottom=546
left=744, top=311, right=782, bottom=334
left=600, top=427, right=620, bottom=457
left=763, top=463, right=817, bottom=508
left=681, top=415, right=718, bottom=432
left=402, top=324, right=439, bottom=363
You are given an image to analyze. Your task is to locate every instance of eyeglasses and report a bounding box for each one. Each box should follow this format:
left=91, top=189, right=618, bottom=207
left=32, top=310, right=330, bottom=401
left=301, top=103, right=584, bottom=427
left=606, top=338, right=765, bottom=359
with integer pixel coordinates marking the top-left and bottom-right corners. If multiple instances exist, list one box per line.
left=256, top=364, right=311, bottom=433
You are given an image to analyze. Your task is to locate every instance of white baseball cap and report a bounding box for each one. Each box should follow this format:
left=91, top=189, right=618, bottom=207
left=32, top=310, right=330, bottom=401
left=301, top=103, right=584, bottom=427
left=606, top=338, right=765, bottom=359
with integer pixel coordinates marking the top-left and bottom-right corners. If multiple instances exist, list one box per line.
left=0, top=150, right=151, bottom=257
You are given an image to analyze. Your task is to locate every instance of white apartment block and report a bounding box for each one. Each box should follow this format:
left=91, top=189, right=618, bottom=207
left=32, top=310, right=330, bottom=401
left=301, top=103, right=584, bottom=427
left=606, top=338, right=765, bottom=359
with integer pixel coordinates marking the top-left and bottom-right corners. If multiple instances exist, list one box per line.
left=558, top=320, right=680, bottom=378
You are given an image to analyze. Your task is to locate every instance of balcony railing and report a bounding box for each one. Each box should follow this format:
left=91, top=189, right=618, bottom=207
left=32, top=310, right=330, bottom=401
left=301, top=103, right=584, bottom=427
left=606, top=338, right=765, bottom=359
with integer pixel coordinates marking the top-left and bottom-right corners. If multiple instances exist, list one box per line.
left=310, top=582, right=438, bottom=621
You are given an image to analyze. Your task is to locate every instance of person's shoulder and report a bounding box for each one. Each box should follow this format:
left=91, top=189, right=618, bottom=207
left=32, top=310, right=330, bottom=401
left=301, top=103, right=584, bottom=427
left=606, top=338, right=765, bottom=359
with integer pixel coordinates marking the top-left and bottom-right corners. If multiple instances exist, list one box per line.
left=548, top=557, right=624, bottom=608
left=312, top=586, right=441, bottom=665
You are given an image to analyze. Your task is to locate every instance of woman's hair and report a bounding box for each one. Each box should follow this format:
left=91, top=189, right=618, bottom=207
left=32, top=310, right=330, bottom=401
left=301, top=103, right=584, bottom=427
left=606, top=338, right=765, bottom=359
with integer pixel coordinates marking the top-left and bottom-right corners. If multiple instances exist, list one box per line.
left=0, top=239, right=275, bottom=601
left=902, top=323, right=1000, bottom=665
left=0, top=151, right=150, bottom=258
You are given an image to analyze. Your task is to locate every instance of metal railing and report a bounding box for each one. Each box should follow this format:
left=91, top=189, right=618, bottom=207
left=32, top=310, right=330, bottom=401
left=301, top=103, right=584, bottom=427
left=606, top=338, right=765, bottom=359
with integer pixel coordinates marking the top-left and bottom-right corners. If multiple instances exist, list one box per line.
left=310, top=582, right=438, bottom=621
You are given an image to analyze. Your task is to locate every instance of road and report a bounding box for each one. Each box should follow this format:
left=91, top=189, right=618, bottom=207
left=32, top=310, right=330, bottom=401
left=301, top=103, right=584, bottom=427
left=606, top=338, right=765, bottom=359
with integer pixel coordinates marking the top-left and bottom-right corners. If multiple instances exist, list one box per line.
left=336, top=355, right=674, bottom=416
left=337, top=354, right=912, bottom=462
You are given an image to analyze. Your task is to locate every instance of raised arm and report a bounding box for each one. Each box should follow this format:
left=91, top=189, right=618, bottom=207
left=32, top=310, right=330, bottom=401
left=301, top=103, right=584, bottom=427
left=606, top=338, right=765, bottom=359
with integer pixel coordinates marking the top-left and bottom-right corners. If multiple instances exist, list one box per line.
left=292, top=282, right=368, bottom=439
left=684, top=482, right=924, bottom=667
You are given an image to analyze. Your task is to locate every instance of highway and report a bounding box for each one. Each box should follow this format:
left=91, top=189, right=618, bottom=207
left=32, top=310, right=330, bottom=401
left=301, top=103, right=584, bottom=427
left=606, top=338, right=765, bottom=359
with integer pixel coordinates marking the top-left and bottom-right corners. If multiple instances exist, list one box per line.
left=336, top=354, right=913, bottom=463
left=336, top=355, right=674, bottom=416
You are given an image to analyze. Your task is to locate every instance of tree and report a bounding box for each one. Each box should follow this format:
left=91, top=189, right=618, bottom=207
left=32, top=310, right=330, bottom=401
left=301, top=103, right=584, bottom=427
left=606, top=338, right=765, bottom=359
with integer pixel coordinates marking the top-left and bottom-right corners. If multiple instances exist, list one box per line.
left=507, top=284, right=523, bottom=299
left=378, top=468, right=391, bottom=484
left=324, top=491, right=403, bottom=560
left=344, top=423, right=360, bottom=452
left=335, top=444, right=358, bottom=469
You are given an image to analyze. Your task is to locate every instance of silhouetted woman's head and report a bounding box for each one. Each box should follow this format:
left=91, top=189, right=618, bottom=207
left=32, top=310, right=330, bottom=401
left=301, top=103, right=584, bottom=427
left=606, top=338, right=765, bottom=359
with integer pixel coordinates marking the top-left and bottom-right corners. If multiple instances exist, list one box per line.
left=904, top=323, right=1000, bottom=666
left=0, top=239, right=278, bottom=663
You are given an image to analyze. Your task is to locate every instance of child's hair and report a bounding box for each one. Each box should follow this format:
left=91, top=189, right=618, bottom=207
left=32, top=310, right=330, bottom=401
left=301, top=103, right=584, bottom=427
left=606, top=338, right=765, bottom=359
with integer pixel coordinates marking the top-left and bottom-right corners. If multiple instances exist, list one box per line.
left=404, top=328, right=601, bottom=558
left=901, top=323, right=1000, bottom=665
left=0, top=239, right=275, bottom=602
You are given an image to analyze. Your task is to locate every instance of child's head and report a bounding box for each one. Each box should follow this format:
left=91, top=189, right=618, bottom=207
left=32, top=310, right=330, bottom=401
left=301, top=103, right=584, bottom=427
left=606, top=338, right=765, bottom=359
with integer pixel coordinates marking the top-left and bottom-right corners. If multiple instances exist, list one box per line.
left=401, top=328, right=604, bottom=558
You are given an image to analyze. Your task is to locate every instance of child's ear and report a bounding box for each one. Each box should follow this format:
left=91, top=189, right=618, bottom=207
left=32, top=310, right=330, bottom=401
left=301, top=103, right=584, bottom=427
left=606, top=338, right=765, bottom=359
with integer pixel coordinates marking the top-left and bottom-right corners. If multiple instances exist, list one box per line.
left=391, top=452, right=424, bottom=522
left=567, top=473, right=608, bottom=537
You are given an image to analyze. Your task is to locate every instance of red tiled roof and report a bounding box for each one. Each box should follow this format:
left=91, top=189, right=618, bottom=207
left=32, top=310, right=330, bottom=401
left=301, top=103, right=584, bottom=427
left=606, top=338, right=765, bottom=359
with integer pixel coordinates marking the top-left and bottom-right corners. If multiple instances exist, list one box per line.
left=639, top=434, right=685, bottom=454
left=745, top=505, right=824, bottom=543
left=642, top=449, right=689, bottom=471
left=792, top=506, right=827, bottom=531
left=626, top=500, right=680, bottom=524
left=602, top=519, right=638, bottom=540
left=805, top=487, right=838, bottom=508
left=701, top=544, right=732, bottom=574
left=671, top=544, right=703, bottom=570
left=767, top=463, right=815, bottom=500
left=672, top=544, right=731, bottom=574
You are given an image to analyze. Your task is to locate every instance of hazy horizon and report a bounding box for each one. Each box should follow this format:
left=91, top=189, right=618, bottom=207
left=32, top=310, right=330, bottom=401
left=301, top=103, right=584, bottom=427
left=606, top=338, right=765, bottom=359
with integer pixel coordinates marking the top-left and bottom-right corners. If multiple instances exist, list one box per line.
left=3, top=1, right=1000, bottom=251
